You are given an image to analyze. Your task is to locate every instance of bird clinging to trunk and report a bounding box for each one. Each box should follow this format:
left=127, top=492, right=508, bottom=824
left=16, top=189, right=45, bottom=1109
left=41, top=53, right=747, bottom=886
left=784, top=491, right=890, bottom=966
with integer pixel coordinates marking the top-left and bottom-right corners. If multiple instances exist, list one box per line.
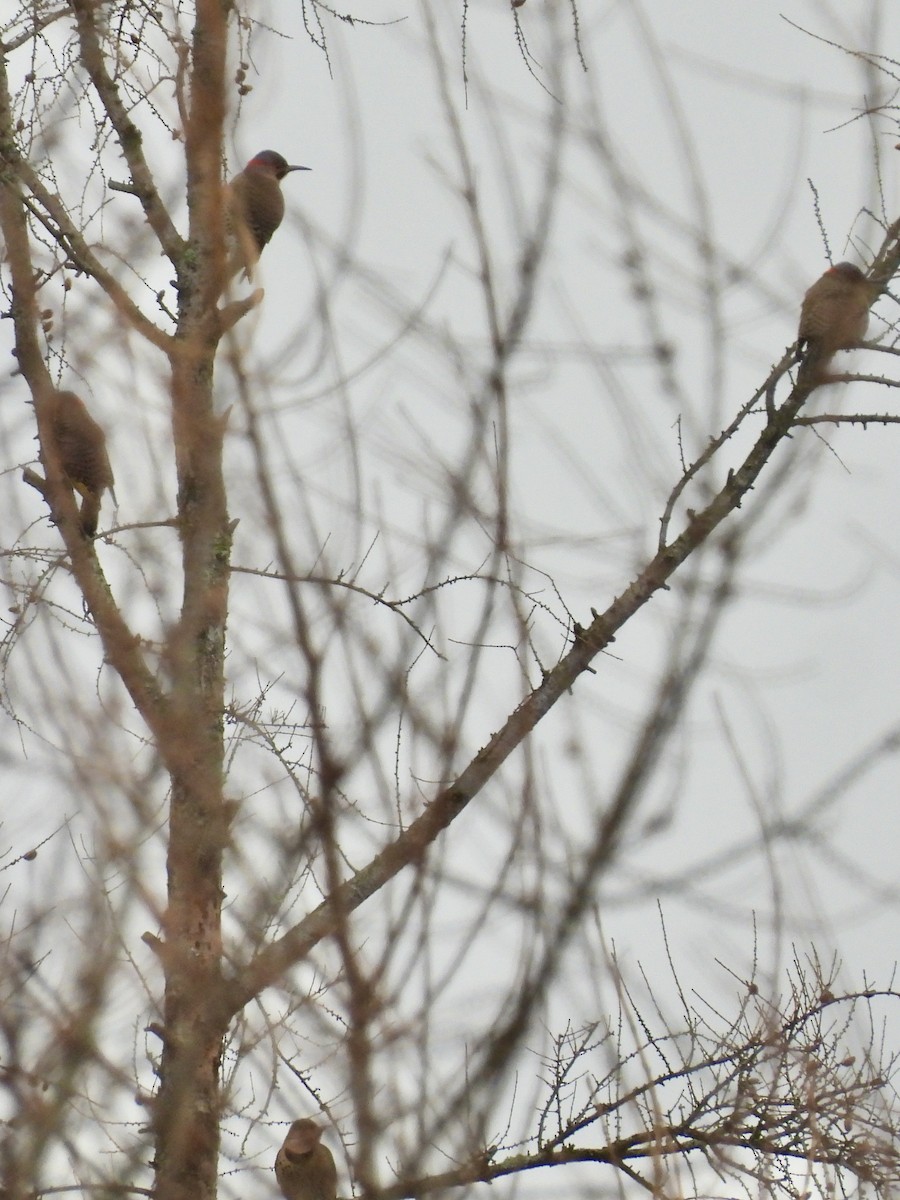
left=226, top=149, right=310, bottom=278
left=798, top=261, right=873, bottom=370
left=275, top=1119, right=338, bottom=1200
left=41, top=389, right=115, bottom=537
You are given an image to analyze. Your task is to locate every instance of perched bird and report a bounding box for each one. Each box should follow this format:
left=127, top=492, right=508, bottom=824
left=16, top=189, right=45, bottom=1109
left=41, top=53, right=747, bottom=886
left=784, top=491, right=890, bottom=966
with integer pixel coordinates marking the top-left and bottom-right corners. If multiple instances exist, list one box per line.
left=226, top=149, right=310, bottom=276
left=41, top=389, right=115, bottom=537
left=275, top=1119, right=337, bottom=1200
left=798, top=261, right=872, bottom=364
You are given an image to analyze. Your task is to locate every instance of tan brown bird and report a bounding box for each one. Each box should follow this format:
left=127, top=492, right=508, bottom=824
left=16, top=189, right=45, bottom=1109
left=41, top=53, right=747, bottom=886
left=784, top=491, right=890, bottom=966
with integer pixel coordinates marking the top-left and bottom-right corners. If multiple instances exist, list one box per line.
left=275, top=1119, right=337, bottom=1200
left=42, top=389, right=115, bottom=537
left=226, top=150, right=310, bottom=277
left=798, top=261, right=872, bottom=362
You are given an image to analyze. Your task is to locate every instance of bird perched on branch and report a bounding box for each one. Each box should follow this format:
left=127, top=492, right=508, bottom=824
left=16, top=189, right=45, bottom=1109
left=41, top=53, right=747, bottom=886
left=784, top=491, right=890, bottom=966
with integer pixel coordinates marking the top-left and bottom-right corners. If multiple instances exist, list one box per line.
left=42, top=389, right=115, bottom=537
left=798, top=261, right=873, bottom=366
left=226, top=149, right=310, bottom=277
left=275, top=1119, right=337, bottom=1200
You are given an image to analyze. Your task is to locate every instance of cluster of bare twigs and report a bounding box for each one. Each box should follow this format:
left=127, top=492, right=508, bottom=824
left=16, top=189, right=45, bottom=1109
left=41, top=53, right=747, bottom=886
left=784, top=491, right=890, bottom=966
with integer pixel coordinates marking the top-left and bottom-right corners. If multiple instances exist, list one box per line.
left=364, top=955, right=900, bottom=1200
left=533, top=959, right=900, bottom=1199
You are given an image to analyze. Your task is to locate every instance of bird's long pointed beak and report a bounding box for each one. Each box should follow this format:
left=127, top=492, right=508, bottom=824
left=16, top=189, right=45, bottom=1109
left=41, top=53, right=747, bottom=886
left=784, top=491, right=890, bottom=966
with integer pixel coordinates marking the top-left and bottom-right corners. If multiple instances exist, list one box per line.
left=287, top=165, right=311, bottom=173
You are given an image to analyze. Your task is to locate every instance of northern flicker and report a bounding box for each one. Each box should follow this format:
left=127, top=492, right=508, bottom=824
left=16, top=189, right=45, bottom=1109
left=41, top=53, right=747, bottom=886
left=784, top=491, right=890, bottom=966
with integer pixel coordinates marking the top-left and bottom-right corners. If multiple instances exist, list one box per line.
left=275, top=1120, right=338, bottom=1200
left=226, top=149, right=310, bottom=277
left=42, top=389, right=115, bottom=537
left=798, top=261, right=872, bottom=363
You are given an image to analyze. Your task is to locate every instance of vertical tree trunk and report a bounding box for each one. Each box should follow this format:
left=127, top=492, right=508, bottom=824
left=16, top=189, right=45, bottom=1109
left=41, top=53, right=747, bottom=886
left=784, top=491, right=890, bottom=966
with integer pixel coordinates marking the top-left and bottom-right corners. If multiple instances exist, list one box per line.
left=151, top=0, right=232, bottom=1194
left=152, top=341, right=232, bottom=1200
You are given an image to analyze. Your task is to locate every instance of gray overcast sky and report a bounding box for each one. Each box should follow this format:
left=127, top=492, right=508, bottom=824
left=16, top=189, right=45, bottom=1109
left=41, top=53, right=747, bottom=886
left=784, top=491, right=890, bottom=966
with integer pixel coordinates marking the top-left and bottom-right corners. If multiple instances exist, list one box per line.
left=4, top=0, right=899, bottom=981
left=3, top=5, right=900, bottom=1189
left=207, top=0, right=900, bottom=988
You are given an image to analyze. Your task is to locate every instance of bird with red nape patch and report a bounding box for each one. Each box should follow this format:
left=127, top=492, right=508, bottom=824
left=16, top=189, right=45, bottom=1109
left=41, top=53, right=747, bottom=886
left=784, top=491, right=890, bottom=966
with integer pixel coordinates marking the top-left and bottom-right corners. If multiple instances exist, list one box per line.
left=226, top=149, right=309, bottom=277
left=798, top=261, right=873, bottom=371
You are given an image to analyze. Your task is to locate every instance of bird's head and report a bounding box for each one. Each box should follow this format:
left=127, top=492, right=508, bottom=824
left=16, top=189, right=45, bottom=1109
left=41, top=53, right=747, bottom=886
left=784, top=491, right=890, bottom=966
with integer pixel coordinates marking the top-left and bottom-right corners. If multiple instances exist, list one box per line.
left=828, top=261, right=866, bottom=281
left=282, top=1119, right=323, bottom=1160
left=246, top=150, right=311, bottom=180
